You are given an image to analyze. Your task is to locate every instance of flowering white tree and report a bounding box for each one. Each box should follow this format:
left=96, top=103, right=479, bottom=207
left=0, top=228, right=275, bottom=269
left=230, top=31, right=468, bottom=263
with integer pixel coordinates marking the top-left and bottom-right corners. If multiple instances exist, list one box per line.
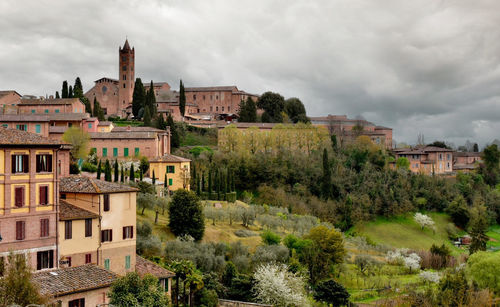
left=414, top=213, right=435, bottom=230
left=253, top=263, right=310, bottom=307
left=386, top=248, right=421, bottom=273
left=404, top=253, right=421, bottom=272
left=419, top=271, right=441, bottom=283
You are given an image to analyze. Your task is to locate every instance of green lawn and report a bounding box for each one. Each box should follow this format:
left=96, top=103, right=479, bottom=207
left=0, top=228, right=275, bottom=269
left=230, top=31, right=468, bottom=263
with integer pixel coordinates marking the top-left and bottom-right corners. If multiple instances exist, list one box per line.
left=180, top=131, right=217, bottom=147
left=352, top=213, right=464, bottom=255
left=112, top=120, right=143, bottom=127
left=487, top=224, right=500, bottom=251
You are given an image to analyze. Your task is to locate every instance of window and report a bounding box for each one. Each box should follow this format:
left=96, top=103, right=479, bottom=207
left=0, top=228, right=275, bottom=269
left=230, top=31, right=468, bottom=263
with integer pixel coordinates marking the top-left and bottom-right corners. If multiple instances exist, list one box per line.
left=16, top=124, right=26, bottom=131
left=1, top=124, right=7, bottom=128
left=135, top=148, right=140, bottom=156
left=103, top=194, right=110, bottom=211
left=36, top=250, right=54, bottom=270
left=12, top=154, right=28, bottom=173
left=193, top=94, right=196, bottom=101
left=222, top=106, right=224, bottom=111
left=61, top=193, right=66, bottom=199
left=44, top=109, right=49, bottom=114
left=55, top=109, right=60, bottom=113
left=216, top=106, right=218, bottom=111
left=122, top=56, right=126, bottom=62
left=102, top=148, right=107, bottom=157
left=14, top=186, right=25, bottom=207
left=124, top=148, right=129, bottom=157
left=16, top=221, right=25, bottom=240
left=65, top=220, right=72, bottom=239
left=36, top=154, right=52, bottom=172
left=68, top=298, right=85, bottom=307
left=113, top=148, right=118, bottom=157
left=123, top=66, right=127, bottom=71
left=67, top=256, right=72, bottom=267
left=125, top=255, right=131, bottom=269
left=439, top=154, right=443, bottom=161
left=88, top=123, right=92, bottom=129
left=40, top=218, right=49, bottom=237
left=167, top=165, right=175, bottom=173
left=447, top=154, right=451, bottom=160
left=169, top=178, right=173, bottom=186
left=216, top=95, right=219, bottom=100
left=210, top=106, right=213, bottom=112
left=123, top=226, right=133, bottom=239
left=35, top=124, right=41, bottom=133
left=101, top=229, right=113, bottom=242
left=104, top=259, right=110, bottom=270
left=0, top=257, right=4, bottom=277
left=85, top=218, right=92, bottom=237
left=31, top=109, right=35, bottom=114
left=123, top=84, right=126, bottom=88
left=123, top=75, right=126, bottom=80
left=39, top=186, right=49, bottom=205
left=85, top=253, right=92, bottom=264
left=228, top=106, right=231, bottom=112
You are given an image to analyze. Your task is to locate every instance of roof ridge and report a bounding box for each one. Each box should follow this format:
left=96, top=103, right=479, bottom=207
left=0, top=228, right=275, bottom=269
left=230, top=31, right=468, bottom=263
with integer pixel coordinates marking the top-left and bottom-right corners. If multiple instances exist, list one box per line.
left=89, top=177, right=101, bottom=194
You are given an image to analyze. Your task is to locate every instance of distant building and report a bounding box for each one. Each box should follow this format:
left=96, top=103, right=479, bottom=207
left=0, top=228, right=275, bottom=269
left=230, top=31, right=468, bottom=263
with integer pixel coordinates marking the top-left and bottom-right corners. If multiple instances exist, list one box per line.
left=453, top=152, right=482, bottom=173
left=309, top=115, right=393, bottom=149
left=149, top=154, right=191, bottom=191
left=18, top=98, right=85, bottom=115
left=0, top=90, right=22, bottom=108
left=393, top=146, right=454, bottom=175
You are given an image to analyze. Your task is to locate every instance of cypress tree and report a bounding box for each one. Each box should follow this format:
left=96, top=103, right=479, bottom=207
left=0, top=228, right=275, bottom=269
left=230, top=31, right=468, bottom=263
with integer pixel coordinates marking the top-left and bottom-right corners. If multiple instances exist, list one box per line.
left=152, top=170, right=156, bottom=186
left=74, top=77, right=83, bottom=93
left=61, top=81, right=69, bottom=98
left=120, top=165, right=125, bottom=182
left=129, top=164, right=135, bottom=182
left=93, top=98, right=105, bottom=121
left=231, top=170, right=236, bottom=192
left=179, top=79, right=186, bottom=117
left=55, top=91, right=60, bottom=99
left=143, top=107, right=152, bottom=127
left=132, top=78, right=146, bottom=119
left=208, top=169, right=212, bottom=195
left=223, top=170, right=228, bottom=199
left=196, top=174, right=202, bottom=196
left=201, top=172, right=205, bottom=192
left=192, top=163, right=197, bottom=192
left=166, top=114, right=180, bottom=148
left=147, top=80, right=157, bottom=116
left=104, top=160, right=112, bottom=182
left=155, top=114, right=166, bottom=130
left=114, top=160, right=119, bottom=182
left=139, top=169, right=143, bottom=181
left=68, top=85, right=73, bottom=98
left=164, top=172, right=168, bottom=188
left=321, top=149, right=332, bottom=199
left=238, top=97, right=257, bottom=122
left=96, top=160, right=101, bottom=180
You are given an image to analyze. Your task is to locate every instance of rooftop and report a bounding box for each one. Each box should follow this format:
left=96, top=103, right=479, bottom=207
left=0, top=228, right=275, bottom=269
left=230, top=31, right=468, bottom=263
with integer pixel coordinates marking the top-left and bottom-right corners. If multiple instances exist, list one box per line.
left=136, top=256, right=176, bottom=279
left=111, top=126, right=165, bottom=133
left=150, top=154, right=191, bottom=163
left=59, top=200, right=99, bottom=220
left=60, top=176, right=138, bottom=194
left=185, top=86, right=238, bottom=92
left=19, top=98, right=82, bottom=106
left=89, top=131, right=162, bottom=139
left=32, top=264, right=119, bottom=297
left=0, top=114, right=49, bottom=122
left=0, top=127, right=64, bottom=146
left=0, top=90, right=21, bottom=98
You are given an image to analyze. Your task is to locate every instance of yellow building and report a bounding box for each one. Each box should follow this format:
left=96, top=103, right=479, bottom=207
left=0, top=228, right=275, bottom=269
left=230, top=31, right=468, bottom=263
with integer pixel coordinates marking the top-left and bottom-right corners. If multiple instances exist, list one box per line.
left=149, top=154, right=191, bottom=191
left=59, top=176, right=138, bottom=275
left=0, top=127, right=70, bottom=271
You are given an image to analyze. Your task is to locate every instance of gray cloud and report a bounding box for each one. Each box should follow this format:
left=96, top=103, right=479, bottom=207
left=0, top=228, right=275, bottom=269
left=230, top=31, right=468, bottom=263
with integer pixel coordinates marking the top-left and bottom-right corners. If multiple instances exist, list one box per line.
left=1, top=0, right=500, bottom=147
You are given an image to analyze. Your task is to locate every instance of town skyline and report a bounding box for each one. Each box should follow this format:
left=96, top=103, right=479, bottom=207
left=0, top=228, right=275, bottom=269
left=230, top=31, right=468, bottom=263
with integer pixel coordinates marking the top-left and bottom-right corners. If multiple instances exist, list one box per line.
left=1, top=1, right=500, bottom=146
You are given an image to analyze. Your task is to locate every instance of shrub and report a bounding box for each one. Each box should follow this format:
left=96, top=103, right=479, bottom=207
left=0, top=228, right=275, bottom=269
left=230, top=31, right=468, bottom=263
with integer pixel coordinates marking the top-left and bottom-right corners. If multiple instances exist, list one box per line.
left=261, top=230, right=281, bottom=245
left=445, top=223, right=460, bottom=240
left=313, top=279, right=350, bottom=306
left=81, top=161, right=97, bottom=172
left=252, top=245, right=289, bottom=264
left=234, top=229, right=257, bottom=237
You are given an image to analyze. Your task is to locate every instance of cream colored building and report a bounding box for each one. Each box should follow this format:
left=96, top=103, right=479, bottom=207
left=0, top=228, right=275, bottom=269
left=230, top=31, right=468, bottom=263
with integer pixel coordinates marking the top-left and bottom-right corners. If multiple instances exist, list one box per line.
left=149, top=154, right=191, bottom=191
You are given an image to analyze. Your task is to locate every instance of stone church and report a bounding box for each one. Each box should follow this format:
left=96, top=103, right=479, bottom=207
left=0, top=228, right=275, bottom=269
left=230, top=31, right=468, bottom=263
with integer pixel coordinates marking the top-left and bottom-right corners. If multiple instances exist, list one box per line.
left=85, top=40, right=259, bottom=120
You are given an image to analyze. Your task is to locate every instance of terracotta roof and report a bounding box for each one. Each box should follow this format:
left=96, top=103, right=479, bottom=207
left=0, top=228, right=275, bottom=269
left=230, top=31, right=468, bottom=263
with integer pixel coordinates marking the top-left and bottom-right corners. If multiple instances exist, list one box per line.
left=60, top=176, right=138, bottom=194
left=375, top=126, right=392, bottom=130
left=98, top=121, right=112, bottom=126
left=454, top=152, right=481, bottom=157
left=90, top=131, right=161, bottom=139
left=19, top=98, right=81, bottom=106
left=0, top=114, right=49, bottom=122
left=185, top=86, right=238, bottom=92
left=111, top=126, right=165, bottom=133
left=150, top=154, right=191, bottom=163
left=32, top=264, right=119, bottom=297
left=453, top=163, right=477, bottom=170
left=136, top=256, right=175, bottom=278
left=47, top=113, right=90, bottom=121
left=49, top=126, right=68, bottom=133
left=0, top=90, right=22, bottom=98
left=0, top=127, right=64, bottom=145
left=59, top=200, right=99, bottom=220
left=94, top=77, right=119, bottom=84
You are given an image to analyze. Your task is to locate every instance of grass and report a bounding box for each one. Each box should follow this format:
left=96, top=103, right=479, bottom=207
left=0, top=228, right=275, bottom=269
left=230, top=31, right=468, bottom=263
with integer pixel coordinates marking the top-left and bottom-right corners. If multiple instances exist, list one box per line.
left=487, top=224, right=500, bottom=251
left=112, top=120, right=143, bottom=127
left=180, top=131, right=217, bottom=147
left=352, top=212, right=464, bottom=255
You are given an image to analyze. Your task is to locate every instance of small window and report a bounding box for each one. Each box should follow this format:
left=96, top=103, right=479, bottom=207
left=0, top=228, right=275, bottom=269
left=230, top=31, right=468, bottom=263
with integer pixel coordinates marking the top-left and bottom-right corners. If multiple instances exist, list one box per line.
left=167, top=166, right=175, bottom=173
left=85, top=218, right=92, bottom=237
left=222, top=106, right=224, bottom=111
left=14, top=186, right=25, bottom=207
left=88, top=123, right=92, bottom=129
left=101, top=229, right=113, bottom=242
left=31, top=109, right=35, bottom=114
left=16, top=124, right=26, bottom=131
left=123, top=75, right=126, bottom=80
left=216, top=106, right=218, bottom=111
left=65, top=220, right=72, bottom=239
left=122, top=66, right=127, bottom=71
left=68, top=298, right=84, bottom=307
left=123, top=226, right=133, bottom=239
left=125, top=255, right=131, bottom=269
left=1, top=124, right=7, bottom=128
left=36, top=154, right=52, bottom=172
left=104, top=259, right=110, bottom=270
left=44, top=109, right=49, bottom=114
left=36, top=250, right=54, bottom=270
left=113, top=148, right=118, bottom=157
left=35, top=124, right=41, bottom=133
left=124, top=148, right=129, bottom=157
left=168, top=178, right=173, bottom=186
left=40, top=218, right=49, bottom=237
left=39, top=186, right=49, bottom=205
left=193, top=94, right=196, bottom=101
left=123, top=84, right=126, bottom=88
left=55, top=109, right=60, bottom=113
left=12, top=154, right=28, bottom=173
left=85, top=253, right=92, bottom=264
left=135, top=148, right=140, bottom=156
left=16, top=221, right=25, bottom=240
left=103, top=194, right=110, bottom=211
left=102, top=148, right=107, bottom=157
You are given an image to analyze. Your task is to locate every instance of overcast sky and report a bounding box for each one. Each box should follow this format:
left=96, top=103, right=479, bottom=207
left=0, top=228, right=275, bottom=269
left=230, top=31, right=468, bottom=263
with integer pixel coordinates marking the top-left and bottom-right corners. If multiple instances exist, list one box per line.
left=1, top=0, right=500, bottom=147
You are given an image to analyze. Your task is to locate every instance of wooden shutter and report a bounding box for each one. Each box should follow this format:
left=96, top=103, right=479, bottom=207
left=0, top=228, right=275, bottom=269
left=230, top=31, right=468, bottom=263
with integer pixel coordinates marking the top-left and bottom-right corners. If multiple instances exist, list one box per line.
left=47, top=155, right=52, bottom=172
left=123, top=227, right=126, bottom=240
left=131, top=226, right=134, bottom=239
left=11, top=156, right=15, bottom=173
left=36, top=155, right=41, bottom=172
left=16, top=221, right=25, bottom=240
left=39, top=186, right=47, bottom=205
left=15, top=187, right=24, bottom=207
left=22, top=155, right=29, bottom=173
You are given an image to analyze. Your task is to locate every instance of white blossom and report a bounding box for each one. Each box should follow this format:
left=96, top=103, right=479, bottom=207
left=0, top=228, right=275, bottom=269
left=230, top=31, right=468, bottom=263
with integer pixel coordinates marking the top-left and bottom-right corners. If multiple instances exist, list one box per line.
left=419, top=271, right=441, bottom=283
left=253, top=263, right=310, bottom=307
left=414, top=213, right=435, bottom=230
left=386, top=249, right=421, bottom=272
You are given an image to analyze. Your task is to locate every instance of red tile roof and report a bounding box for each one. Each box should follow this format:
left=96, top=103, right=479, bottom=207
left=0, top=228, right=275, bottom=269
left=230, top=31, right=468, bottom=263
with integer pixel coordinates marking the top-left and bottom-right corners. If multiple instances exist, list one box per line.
left=59, top=200, right=99, bottom=220
left=136, top=256, right=175, bottom=278
left=0, top=127, right=65, bottom=145
left=19, top=98, right=81, bottom=105
left=60, top=176, right=138, bottom=194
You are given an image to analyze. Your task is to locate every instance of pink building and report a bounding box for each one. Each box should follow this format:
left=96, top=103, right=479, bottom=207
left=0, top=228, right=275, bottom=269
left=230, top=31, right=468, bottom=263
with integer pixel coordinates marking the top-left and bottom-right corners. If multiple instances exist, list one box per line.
left=393, top=146, right=453, bottom=175
left=453, top=152, right=482, bottom=172
left=18, top=98, right=85, bottom=115
left=0, top=90, right=22, bottom=108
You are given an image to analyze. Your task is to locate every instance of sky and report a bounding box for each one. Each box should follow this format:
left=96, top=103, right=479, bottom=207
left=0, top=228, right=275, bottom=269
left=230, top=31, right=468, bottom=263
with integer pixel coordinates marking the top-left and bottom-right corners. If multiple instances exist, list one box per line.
left=1, top=0, right=500, bottom=147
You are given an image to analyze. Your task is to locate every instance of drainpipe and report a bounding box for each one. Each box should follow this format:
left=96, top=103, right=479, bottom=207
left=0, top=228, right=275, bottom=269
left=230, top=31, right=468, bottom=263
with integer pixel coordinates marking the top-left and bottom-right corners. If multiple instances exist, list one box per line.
left=97, top=194, right=102, bottom=266
left=55, top=146, right=60, bottom=269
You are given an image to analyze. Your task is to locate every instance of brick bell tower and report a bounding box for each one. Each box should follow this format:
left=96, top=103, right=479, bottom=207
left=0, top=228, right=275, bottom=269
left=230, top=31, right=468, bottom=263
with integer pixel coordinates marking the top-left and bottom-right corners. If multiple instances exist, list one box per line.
left=118, top=39, right=135, bottom=115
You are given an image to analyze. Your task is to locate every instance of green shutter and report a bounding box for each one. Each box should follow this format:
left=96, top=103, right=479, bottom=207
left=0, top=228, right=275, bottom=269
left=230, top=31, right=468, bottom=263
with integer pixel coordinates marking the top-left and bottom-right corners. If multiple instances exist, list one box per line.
left=134, top=148, right=140, bottom=156
left=55, top=109, right=60, bottom=113
left=31, top=109, right=35, bottom=114
left=103, top=148, right=107, bottom=157
left=35, top=124, right=41, bottom=134
left=113, top=148, right=118, bottom=157
left=44, top=109, right=49, bottom=113
left=124, top=148, right=129, bottom=157
left=104, top=259, right=110, bottom=270
left=167, top=166, right=175, bottom=173
left=2, top=124, right=7, bottom=128
left=125, top=255, right=130, bottom=269
left=169, top=178, right=173, bottom=186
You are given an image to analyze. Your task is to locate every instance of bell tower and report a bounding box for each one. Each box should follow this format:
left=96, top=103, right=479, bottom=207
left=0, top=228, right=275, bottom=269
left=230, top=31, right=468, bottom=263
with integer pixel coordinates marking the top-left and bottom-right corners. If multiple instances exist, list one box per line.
left=118, top=39, right=135, bottom=114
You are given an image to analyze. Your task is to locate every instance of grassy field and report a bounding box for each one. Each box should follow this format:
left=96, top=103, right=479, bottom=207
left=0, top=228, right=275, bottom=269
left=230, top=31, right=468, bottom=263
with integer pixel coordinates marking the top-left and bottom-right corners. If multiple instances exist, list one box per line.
left=487, top=224, right=500, bottom=251
left=351, top=212, right=465, bottom=255
left=180, top=131, right=217, bottom=147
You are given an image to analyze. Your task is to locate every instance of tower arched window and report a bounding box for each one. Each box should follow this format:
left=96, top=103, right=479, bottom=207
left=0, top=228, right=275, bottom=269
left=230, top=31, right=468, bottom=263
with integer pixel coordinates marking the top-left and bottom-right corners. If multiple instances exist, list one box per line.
left=122, top=66, right=127, bottom=71
left=123, top=84, right=126, bottom=88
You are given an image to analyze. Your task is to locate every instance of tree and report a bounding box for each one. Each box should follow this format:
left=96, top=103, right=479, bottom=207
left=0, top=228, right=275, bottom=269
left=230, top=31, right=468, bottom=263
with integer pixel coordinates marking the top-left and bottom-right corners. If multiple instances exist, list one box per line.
left=238, top=97, right=257, bottom=122
left=468, top=204, right=489, bottom=254
left=253, top=263, right=309, bottom=307
left=129, top=164, right=135, bottom=182
left=96, top=160, right=102, bottom=180
left=62, top=127, right=90, bottom=161
left=0, top=253, right=48, bottom=306
left=261, top=229, right=281, bottom=245
left=74, top=77, right=92, bottom=114
left=61, top=80, right=69, bottom=98
left=396, top=157, right=410, bottom=170
left=321, top=148, right=331, bottom=199
left=168, top=190, right=205, bottom=241
left=155, top=114, right=167, bottom=130
left=446, top=196, right=470, bottom=228
left=68, top=85, right=73, bottom=98
left=313, top=279, right=350, bottom=306
left=257, top=91, right=285, bottom=123
left=104, top=159, right=112, bottom=182
left=179, top=79, right=186, bottom=117
left=284, top=97, right=308, bottom=123
left=167, top=114, right=180, bottom=148
left=139, top=156, right=149, bottom=175
left=120, top=165, right=125, bottom=182
left=473, top=143, right=479, bottom=152
left=143, top=107, right=152, bottom=127
left=93, top=97, right=105, bottom=120
left=467, top=251, right=500, bottom=294
left=479, top=144, right=500, bottom=186
left=108, top=272, right=169, bottom=307
left=427, top=141, right=450, bottom=149
left=146, top=80, right=157, bottom=117
left=114, top=160, right=119, bottom=182
left=132, top=78, right=146, bottom=118
left=55, top=91, right=60, bottom=99
left=137, top=192, right=156, bottom=215
left=414, top=212, right=435, bottom=230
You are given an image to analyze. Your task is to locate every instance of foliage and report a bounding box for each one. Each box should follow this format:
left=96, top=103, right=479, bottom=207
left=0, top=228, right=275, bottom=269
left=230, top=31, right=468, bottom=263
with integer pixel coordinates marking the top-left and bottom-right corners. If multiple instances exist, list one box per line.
left=396, top=157, right=410, bottom=170
left=62, top=127, right=90, bottom=160
left=386, top=248, right=421, bottom=272
left=260, top=229, right=281, bottom=245
left=132, top=78, right=146, bottom=118
left=169, top=190, right=205, bottom=241
left=253, top=263, right=309, bottom=307
left=468, top=204, right=489, bottom=254
left=238, top=96, right=257, bottom=122
left=414, top=212, right=435, bottom=230
left=479, top=144, right=500, bottom=186
left=167, top=114, right=180, bottom=148
left=313, top=279, right=350, bottom=306
left=179, top=79, right=186, bottom=117
left=419, top=270, right=441, bottom=283
left=139, top=156, right=149, bottom=174
left=108, top=272, right=169, bottom=307
left=0, top=254, right=48, bottom=306
left=467, top=251, right=500, bottom=294
left=143, top=107, right=152, bottom=127
left=92, top=97, right=105, bottom=120
left=81, top=161, right=97, bottom=172
left=284, top=97, right=309, bottom=123
left=257, top=91, right=285, bottom=123
left=446, top=195, right=470, bottom=228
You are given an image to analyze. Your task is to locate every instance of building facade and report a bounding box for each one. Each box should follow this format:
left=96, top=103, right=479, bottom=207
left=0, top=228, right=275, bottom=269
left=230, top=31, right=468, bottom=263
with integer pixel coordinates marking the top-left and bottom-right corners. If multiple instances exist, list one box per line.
left=149, top=154, right=191, bottom=191
left=393, top=146, right=454, bottom=175
left=0, top=90, right=22, bottom=108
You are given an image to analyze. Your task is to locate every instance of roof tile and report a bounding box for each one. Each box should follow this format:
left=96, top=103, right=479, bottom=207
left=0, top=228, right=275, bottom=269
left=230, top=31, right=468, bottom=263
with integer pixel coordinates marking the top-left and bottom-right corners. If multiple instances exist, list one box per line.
left=60, top=176, right=138, bottom=194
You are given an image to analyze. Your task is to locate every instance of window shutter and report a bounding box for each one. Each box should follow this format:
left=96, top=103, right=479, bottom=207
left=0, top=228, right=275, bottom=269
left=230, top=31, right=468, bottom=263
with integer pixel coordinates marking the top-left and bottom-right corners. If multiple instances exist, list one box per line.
left=110, top=230, right=112, bottom=242
left=48, top=155, right=52, bottom=172
left=23, top=155, right=29, bottom=173
left=11, top=156, right=15, bottom=173
left=36, top=156, right=40, bottom=172
left=40, top=219, right=43, bottom=237
left=131, top=226, right=134, bottom=239
left=123, top=227, right=126, bottom=240
left=21, top=221, right=25, bottom=240
left=37, top=252, right=42, bottom=270
left=39, top=186, right=45, bottom=205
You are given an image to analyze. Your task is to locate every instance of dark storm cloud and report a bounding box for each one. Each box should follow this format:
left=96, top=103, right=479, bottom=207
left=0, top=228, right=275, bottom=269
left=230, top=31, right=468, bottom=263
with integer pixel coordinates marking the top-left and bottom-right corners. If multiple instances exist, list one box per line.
left=1, top=0, right=500, bottom=147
